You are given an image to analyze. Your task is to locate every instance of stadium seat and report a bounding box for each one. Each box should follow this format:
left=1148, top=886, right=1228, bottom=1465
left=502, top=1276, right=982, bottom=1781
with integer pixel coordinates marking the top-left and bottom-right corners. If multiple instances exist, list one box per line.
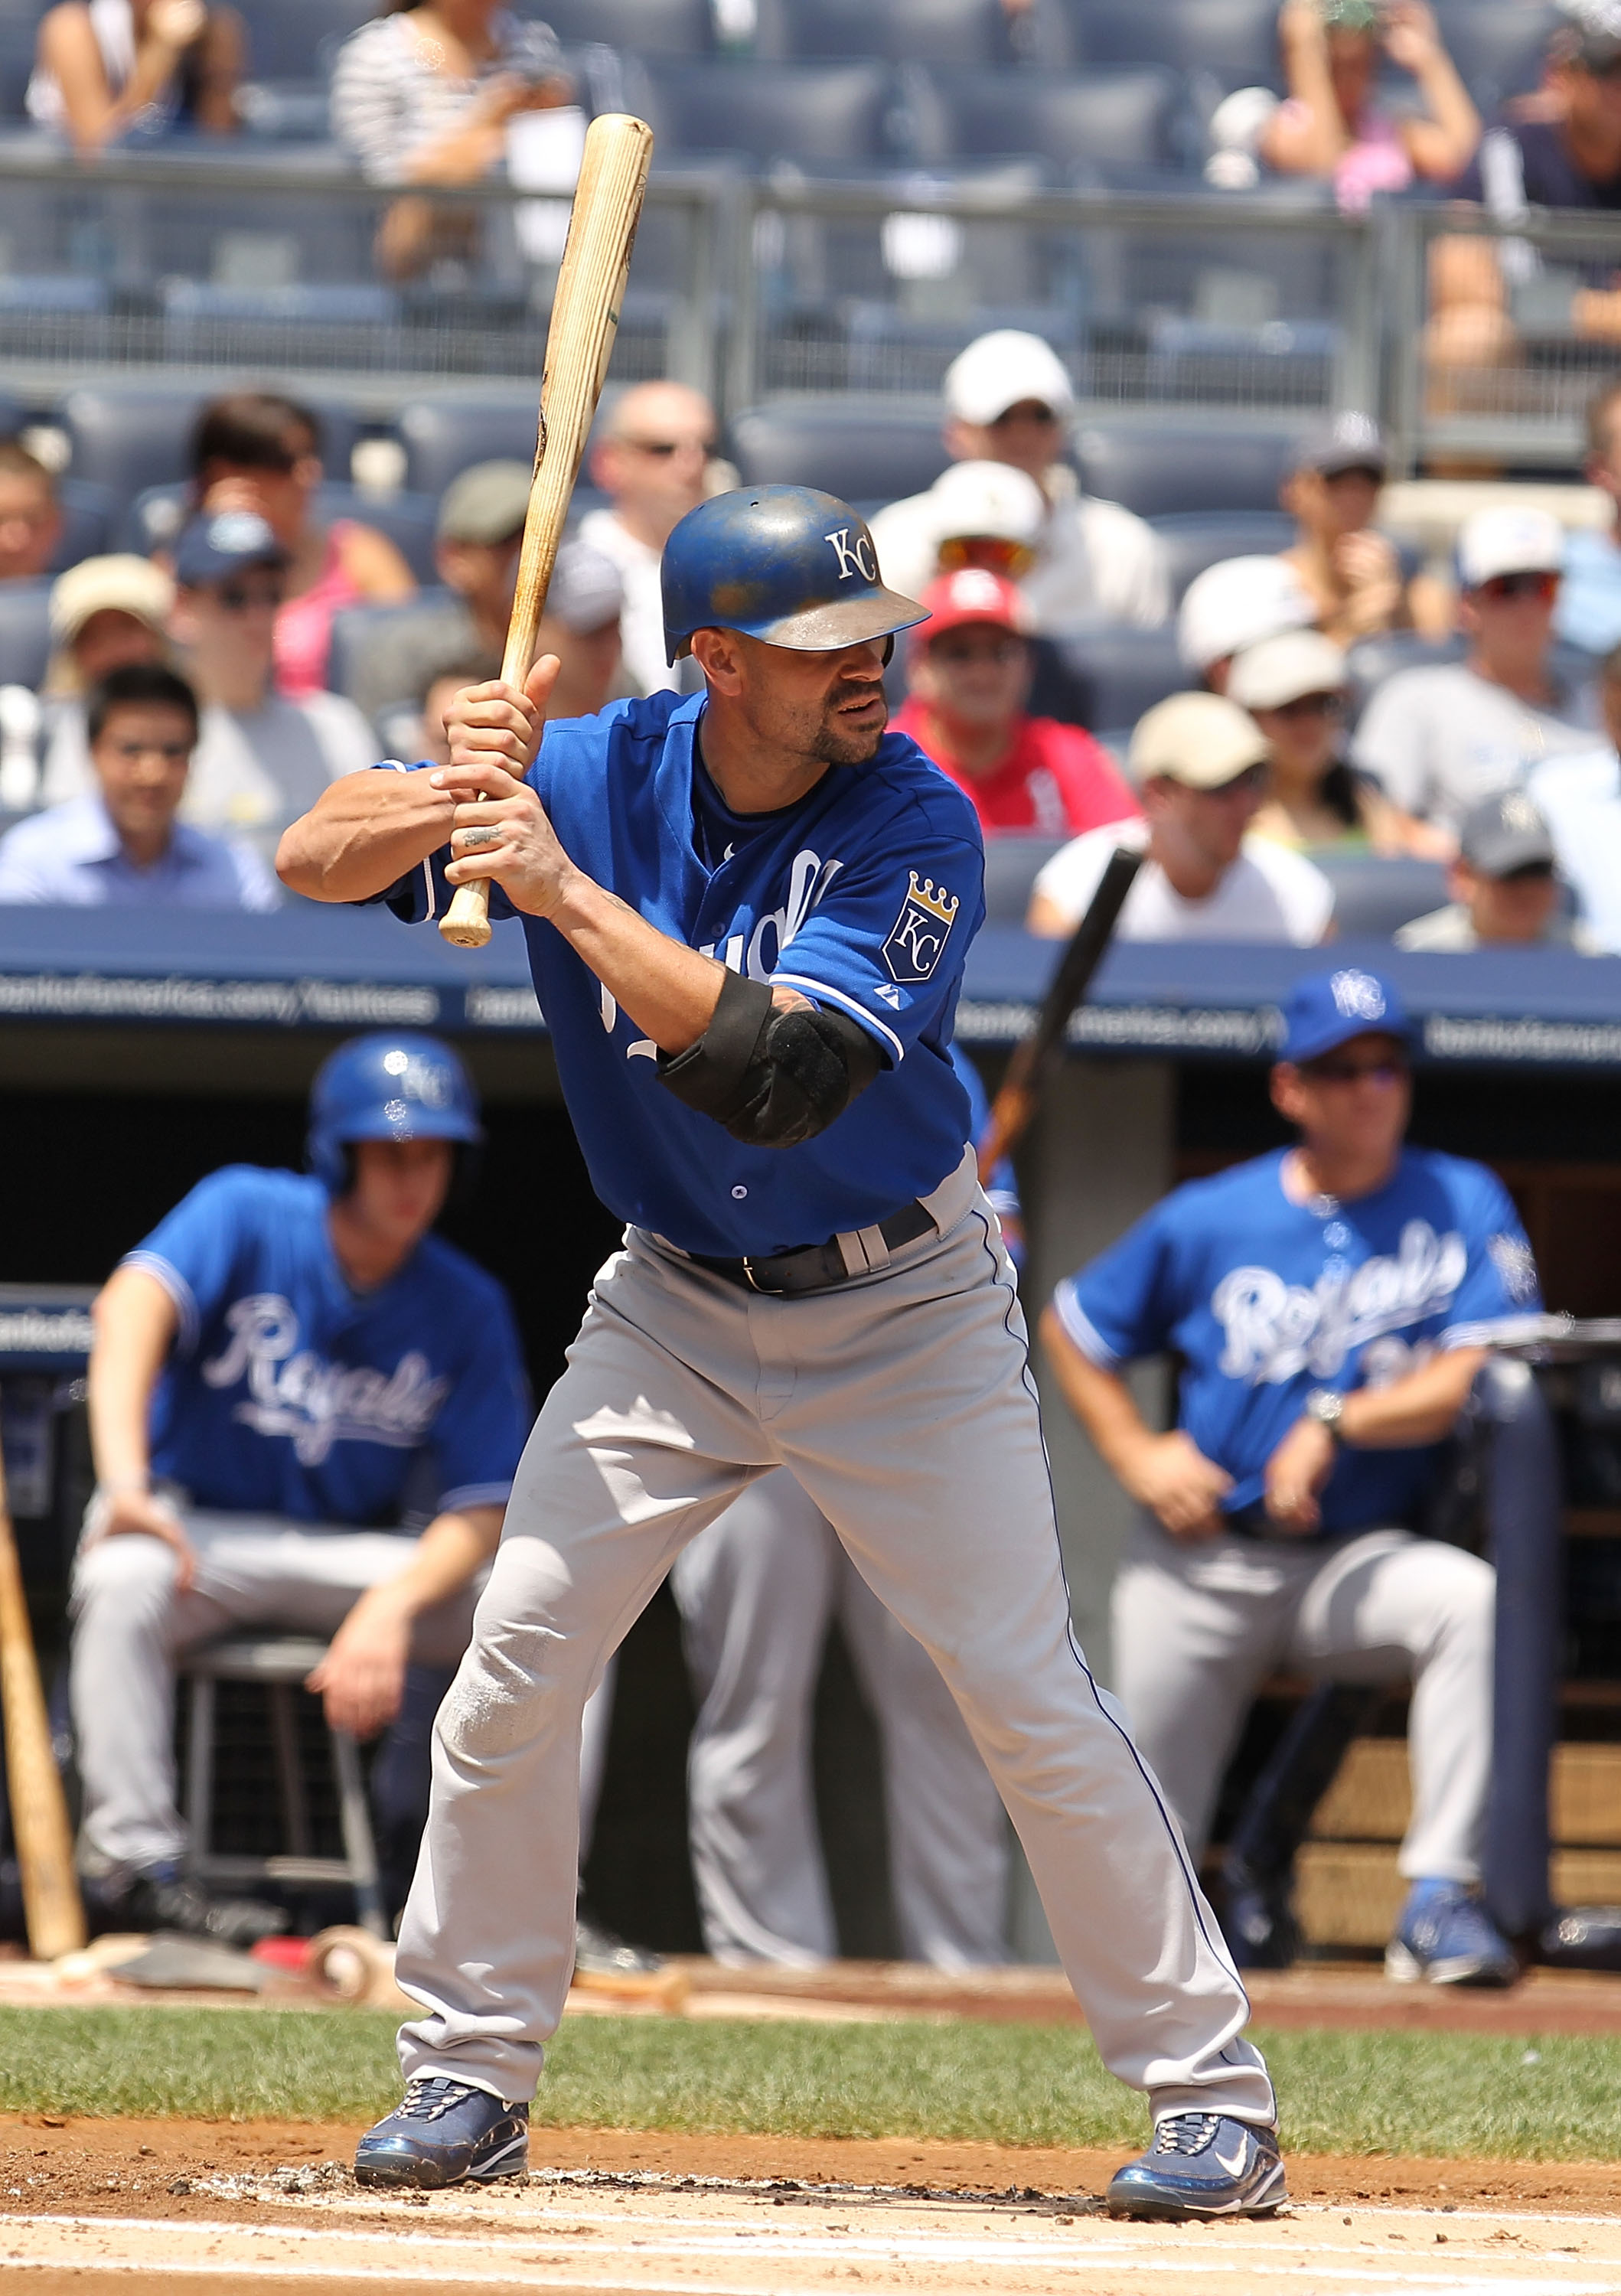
left=1074, top=423, right=1297, bottom=517
left=326, top=592, right=459, bottom=711
left=729, top=397, right=950, bottom=503
left=635, top=60, right=893, bottom=167
left=1150, top=510, right=1298, bottom=605
left=57, top=386, right=210, bottom=499
left=1312, top=853, right=1450, bottom=939
left=0, top=582, right=54, bottom=690
left=236, top=0, right=374, bottom=83
left=524, top=0, right=713, bottom=54
left=51, top=481, right=116, bottom=576
left=1050, top=625, right=1185, bottom=744
left=1432, top=2, right=1558, bottom=111
left=982, top=835, right=1066, bottom=922
left=158, top=280, right=399, bottom=367
left=910, top=65, right=1182, bottom=175
left=396, top=397, right=541, bottom=500
left=0, top=390, right=28, bottom=442
left=1062, top=0, right=1281, bottom=90
left=755, top=0, right=1009, bottom=67
left=1344, top=631, right=1467, bottom=723
left=122, top=481, right=437, bottom=582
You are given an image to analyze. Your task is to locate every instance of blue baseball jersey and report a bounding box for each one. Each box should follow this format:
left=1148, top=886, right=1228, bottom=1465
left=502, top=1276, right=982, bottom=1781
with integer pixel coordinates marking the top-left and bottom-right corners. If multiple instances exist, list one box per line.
left=126, top=1166, right=531, bottom=1525
left=1054, top=1147, right=1540, bottom=1538
left=383, top=690, right=984, bottom=1257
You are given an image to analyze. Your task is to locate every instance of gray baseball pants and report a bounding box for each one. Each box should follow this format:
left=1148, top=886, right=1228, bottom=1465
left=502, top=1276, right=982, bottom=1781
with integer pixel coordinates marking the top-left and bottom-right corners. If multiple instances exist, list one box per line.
left=1111, top=1518, right=1495, bottom=1880
left=670, top=1468, right=1009, bottom=1968
left=70, top=1509, right=478, bottom=1880
left=395, top=1155, right=1274, bottom=2125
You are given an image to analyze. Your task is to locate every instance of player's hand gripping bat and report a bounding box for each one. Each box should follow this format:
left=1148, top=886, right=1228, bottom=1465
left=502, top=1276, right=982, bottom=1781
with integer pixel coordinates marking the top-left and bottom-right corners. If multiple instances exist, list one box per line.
left=439, top=111, right=655, bottom=949
left=0, top=1428, right=86, bottom=1959
left=977, top=845, right=1143, bottom=1180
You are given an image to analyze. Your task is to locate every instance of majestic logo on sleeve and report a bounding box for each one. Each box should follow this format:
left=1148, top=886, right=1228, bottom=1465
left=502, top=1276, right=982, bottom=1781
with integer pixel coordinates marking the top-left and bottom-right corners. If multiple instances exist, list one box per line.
left=1212, top=1221, right=1469, bottom=1384
left=882, top=871, right=960, bottom=983
left=201, top=1295, right=449, bottom=1465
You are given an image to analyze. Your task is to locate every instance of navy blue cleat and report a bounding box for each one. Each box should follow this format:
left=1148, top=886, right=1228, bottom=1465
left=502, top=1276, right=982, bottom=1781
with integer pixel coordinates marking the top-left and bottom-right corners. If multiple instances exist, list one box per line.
left=1385, top=1882, right=1518, bottom=1988
left=1107, top=2114, right=1286, bottom=2221
left=354, top=2077, right=530, bottom=2190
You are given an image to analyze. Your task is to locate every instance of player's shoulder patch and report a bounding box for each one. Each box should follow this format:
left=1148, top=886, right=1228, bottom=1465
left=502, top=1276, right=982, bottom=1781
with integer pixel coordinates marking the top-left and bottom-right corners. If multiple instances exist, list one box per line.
left=882, top=869, right=961, bottom=983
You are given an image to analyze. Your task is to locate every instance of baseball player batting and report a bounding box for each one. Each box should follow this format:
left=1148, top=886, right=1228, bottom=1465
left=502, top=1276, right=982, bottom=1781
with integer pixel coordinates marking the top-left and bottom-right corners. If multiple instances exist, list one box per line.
left=278, top=483, right=1281, bottom=2220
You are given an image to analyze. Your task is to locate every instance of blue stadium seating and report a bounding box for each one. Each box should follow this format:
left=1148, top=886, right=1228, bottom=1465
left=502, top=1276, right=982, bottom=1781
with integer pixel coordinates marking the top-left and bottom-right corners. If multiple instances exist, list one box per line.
left=0, top=582, right=54, bottom=690
left=525, top=0, right=714, bottom=55
left=1313, top=853, right=1450, bottom=939
left=51, top=481, right=115, bottom=576
left=982, top=835, right=1066, bottom=922
left=1433, top=2, right=1558, bottom=112
left=1063, top=0, right=1282, bottom=89
left=236, top=0, right=374, bottom=84
left=122, top=479, right=433, bottom=576
left=729, top=397, right=950, bottom=502
left=58, top=386, right=211, bottom=500
left=634, top=60, right=894, bottom=167
left=1150, top=510, right=1299, bottom=604
left=909, top=64, right=1183, bottom=175
left=755, top=0, right=1011, bottom=67
left=327, top=592, right=460, bottom=711
left=1074, top=422, right=1298, bottom=517
left=1052, top=625, right=1185, bottom=742
left=0, top=391, right=26, bottom=441
left=396, top=397, right=540, bottom=499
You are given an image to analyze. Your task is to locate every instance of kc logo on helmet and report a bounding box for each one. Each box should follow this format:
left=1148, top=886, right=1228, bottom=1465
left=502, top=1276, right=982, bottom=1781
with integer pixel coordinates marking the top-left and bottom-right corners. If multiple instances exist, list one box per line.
left=825, top=526, right=878, bottom=582
left=882, top=870, right=960, bottom=983
left=1330, top=968, right=1386, bottom=1023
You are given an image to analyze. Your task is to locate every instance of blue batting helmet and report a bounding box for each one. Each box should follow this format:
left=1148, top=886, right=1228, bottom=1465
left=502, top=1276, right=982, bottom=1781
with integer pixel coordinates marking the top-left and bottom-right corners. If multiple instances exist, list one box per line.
left=305, top=1032, right=482, bottom=1196
left=661, top=484, right=927, bottom=664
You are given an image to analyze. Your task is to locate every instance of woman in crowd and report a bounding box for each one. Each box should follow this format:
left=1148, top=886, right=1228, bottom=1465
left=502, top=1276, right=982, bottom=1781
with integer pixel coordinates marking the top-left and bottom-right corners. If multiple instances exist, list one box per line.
left=1228, top=628, right=1398, bottom=850
left=1261, top=0, right=1479, bottom=211
left=331, top=0, right=572, bottom=280
left=28, top=0, right=241, bottom=151
left=186, top=393, right=416, bottom=700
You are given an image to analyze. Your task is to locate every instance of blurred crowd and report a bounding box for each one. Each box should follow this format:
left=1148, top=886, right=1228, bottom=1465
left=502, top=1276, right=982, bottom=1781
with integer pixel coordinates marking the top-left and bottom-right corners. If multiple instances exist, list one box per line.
left=2, top=341, right=1621, bottom=970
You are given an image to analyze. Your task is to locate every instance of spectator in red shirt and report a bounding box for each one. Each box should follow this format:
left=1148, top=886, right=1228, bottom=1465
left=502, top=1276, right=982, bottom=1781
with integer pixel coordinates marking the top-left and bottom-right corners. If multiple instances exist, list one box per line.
left=893, top=569, right=1140, bottom=838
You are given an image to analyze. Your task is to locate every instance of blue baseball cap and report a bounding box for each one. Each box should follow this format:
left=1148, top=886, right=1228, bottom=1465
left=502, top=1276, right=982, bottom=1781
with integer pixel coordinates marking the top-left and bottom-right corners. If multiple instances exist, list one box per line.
left=1279, top=967, right=1414, bottom=1066
left=174, top=508, right=289, bottom=590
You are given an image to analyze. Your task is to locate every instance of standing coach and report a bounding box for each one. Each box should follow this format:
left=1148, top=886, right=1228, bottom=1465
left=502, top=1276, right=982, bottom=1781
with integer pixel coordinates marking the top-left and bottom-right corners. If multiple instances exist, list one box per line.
left=279, top=484, right=1281, bottom=2220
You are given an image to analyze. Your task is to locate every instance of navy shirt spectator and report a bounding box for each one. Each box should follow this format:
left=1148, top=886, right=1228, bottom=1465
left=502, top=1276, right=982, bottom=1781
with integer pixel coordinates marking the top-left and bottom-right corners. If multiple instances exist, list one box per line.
left=0, top=661, right=276, bottom=909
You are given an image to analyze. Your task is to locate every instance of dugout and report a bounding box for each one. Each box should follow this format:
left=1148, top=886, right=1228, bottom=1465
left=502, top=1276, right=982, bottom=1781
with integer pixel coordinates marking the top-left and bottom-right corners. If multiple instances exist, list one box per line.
left=4, top=909, right=1621, bottom=1959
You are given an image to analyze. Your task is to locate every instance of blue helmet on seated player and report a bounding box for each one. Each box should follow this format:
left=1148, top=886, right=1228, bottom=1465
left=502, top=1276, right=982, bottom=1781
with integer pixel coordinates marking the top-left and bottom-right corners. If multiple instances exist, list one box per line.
left=306, top=1031, right=483, bottom=1196
left=660, top=484, right=928, bottom=664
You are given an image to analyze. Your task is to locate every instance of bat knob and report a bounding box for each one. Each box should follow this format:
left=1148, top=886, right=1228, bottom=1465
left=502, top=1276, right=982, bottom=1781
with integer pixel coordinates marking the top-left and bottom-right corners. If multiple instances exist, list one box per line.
left=440, top=882, right=493, bottom=948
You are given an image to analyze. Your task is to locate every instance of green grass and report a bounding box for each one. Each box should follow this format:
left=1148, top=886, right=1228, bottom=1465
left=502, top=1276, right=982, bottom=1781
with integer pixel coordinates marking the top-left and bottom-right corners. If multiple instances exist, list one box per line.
left=0, top=2008, right=1618, bottom=2161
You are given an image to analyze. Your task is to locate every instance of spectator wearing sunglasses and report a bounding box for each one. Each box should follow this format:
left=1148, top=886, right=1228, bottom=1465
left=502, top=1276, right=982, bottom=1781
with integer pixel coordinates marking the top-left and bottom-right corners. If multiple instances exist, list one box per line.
left=101, top=510, right=377, bottom=856
left=892, top=569, right=1137, bottom=838
left=580, top=381, right=720, bottom=698
left=1230, top=628, right=1398, bottom=851
left=1397, top=788, right=1591, bottom=951
left=1354, top=507, right=1597, bottom=859
left=0, top=663, right=276, bottom=911
left=1027, top=692, right=1334, bottom=944
left=868, top=331, right=1169, bottom=636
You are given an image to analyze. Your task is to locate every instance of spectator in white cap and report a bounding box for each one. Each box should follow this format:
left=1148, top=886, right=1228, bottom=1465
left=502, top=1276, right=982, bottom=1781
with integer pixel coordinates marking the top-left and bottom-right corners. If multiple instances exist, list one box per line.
left=1354, top=505, right=1597, bottom=857
left=869, top=329, right=1169, bottom=634
left=1230, top=628, right=1396, bottom=850
left=1027, top=691, right=1334, bottom=944
left=2, top=556, right=178, bottom=814
left=1279, top=413, right=1452, bottom=644
left=868, top=458, right=1046, bottom=602
left=1396, top=788, right=1592, bottom=951
left=1178, top=554, right=1316, bottom=693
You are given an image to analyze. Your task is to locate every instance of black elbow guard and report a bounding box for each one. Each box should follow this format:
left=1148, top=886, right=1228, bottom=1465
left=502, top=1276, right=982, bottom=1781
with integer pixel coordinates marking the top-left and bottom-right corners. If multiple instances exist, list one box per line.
left=657, top=970, right=882, bottom=1147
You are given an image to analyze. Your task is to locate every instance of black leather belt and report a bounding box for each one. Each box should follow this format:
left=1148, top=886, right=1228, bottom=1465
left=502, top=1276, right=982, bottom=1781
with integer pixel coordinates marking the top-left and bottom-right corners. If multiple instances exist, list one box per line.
left=687, top=1201, right=935, bottom=1297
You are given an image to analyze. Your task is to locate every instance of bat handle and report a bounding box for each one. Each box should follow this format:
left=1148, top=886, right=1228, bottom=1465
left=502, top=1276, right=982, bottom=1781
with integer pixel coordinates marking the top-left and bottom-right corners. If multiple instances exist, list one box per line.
left=441, top=876, right=492, bottom=950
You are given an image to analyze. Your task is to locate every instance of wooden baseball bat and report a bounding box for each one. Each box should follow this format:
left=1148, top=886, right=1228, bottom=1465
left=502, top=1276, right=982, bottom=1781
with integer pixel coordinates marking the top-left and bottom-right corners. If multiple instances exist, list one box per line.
left=440, top=112, right=655, bottom=949
left=977, top=844, right=1143, bottom=1180
left=0, top=1423, right=86, bottom=1959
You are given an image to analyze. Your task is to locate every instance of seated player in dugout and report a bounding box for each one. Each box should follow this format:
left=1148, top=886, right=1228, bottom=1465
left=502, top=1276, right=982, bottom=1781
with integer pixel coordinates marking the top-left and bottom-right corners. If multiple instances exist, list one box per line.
left=1042, top=968, right=1558, bottom=1989
left=70, top=1032, right=530, bottom=1943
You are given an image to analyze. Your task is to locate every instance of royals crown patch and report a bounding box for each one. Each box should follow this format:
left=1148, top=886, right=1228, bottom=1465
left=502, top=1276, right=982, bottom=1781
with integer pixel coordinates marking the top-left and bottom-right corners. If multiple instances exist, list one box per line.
left=882, top=869, right=961, bottom=984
